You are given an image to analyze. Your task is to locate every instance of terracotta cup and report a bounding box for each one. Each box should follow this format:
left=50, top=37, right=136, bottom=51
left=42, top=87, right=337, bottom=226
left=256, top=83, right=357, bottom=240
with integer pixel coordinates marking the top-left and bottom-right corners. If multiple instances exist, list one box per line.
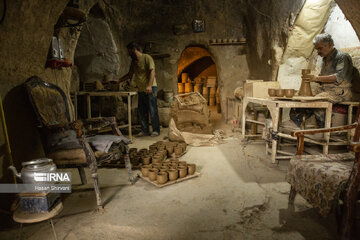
left=168, top=169, right=178, bottom=181
left=142, top=155, right=151, bottom=165
left=174, top=146, right=183, bottom=156
left=268, top=88, right=276, bottom=97
left=157, top=172, right=168, bottom=185
left=148, top=169, right=158, bottom=181
left=178, top=166, right=188, bottom=178
left=141, top=165, right=151, bottom=177
left=187, top=164, right=196, bottom=175
left=179, top=161, right=187, bottom=167
left=284, top=89, right=295, bottom=98
left=275, top=89, right=285, bottom=97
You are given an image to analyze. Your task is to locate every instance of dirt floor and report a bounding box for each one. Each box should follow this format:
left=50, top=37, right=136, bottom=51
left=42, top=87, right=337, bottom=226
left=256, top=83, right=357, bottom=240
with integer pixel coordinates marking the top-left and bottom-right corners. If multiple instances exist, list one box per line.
left=0, top=110, right=340, bottom=240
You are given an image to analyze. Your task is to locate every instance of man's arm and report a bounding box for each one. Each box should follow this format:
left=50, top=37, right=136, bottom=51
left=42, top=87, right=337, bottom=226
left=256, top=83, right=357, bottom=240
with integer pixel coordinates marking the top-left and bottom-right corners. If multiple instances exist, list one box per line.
left=146, top=69, right=155, bottom=94
left=114, top=63, right=134, bottom=83
left=310, top=75, right=337, bottom=83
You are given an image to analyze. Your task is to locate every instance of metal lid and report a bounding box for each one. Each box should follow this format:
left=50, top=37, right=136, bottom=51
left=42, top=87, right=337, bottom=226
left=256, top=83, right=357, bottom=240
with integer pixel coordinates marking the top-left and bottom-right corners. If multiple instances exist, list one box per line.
left=22, top=158, right=53, bottom=167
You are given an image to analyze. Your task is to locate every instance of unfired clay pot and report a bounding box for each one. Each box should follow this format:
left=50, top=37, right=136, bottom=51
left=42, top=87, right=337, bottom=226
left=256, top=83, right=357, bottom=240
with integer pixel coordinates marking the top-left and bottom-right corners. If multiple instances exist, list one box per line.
left=284, top=89, right=295, bottom=98
left=187, top=164, right=196, bottom=175
left=168, top=169, right=178, bottom=181
left=179, top=161, right=187, bottom=167
left=141, top=165, right=151, bottom=177
left=157, top=172, right=168, bottom=184
left=148, top=169, right=158, bottom=181
left=166, top=145, right=174, bottom=155
left=174, top=146, right=183, bottom=156
left=152, top=163, right=162, bottom=169
left=268, top=88, right=276, bottom=97
left=142, top=156, right=151, bottom=165
left=178, top=166, right=188, bottom=178
left=152, top=156, right=162, bottom=164
left=275, top=89, right=285, bottom=97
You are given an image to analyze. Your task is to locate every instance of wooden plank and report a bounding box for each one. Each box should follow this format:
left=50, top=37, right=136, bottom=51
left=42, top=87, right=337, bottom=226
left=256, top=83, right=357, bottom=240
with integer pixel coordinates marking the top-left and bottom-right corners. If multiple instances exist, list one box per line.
left=246, top=119, right=265, bottom=125
left=140, top=172, right=200, bottom=188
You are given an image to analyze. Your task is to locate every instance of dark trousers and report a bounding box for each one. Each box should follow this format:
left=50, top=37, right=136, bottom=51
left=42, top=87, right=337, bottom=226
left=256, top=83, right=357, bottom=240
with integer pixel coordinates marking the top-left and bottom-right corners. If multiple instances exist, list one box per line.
left=138, top=86, right=160, bottom=134
left=290, top=108, right=325, bottom=128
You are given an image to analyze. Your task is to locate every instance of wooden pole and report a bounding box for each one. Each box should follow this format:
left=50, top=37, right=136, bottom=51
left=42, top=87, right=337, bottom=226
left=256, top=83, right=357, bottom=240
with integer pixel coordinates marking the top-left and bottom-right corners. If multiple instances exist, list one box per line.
left=0, top=94, right=16, bottom=183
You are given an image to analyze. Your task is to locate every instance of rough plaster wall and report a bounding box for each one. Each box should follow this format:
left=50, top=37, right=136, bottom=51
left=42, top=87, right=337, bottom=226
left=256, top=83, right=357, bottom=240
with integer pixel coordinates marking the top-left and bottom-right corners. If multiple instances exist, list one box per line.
left=277, top=0, right=333, bottom=89
left=336, top=0, right=360, bottom=40
left=75, top=16, right=120, bottom=84
left=0, top=0, right=98, bottom=184
left=244, top=0, right=305, bottom=82
left=100, top=0, right=248, bottom=118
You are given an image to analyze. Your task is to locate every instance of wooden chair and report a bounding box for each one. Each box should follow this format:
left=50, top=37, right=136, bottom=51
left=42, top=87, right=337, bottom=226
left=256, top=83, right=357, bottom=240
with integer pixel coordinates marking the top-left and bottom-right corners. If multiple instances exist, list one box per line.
left=286, top=103, right=360, bottom=239
left=24, top=76, right=134, bottom=209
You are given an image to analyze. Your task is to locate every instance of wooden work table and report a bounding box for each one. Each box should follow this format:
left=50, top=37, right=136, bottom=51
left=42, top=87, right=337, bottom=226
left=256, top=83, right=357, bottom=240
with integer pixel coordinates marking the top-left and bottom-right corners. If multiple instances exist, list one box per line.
left=76, top=91, right=137, bottom=140
left=242, top=96, right=333, bottom=164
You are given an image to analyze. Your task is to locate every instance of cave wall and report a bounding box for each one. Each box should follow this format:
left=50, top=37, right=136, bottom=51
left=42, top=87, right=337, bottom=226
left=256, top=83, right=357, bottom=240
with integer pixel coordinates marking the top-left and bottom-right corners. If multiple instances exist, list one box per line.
left=336, top=0, right=360, bottom=40
left=0, top=0, right=97, bottom=181
left=99, top=0, right=249, bottom=115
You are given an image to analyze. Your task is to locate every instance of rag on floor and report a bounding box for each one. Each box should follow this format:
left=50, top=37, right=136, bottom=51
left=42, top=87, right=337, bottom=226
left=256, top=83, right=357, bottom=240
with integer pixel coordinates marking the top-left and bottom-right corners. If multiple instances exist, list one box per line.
left=86, top=135, right=130, bottom=153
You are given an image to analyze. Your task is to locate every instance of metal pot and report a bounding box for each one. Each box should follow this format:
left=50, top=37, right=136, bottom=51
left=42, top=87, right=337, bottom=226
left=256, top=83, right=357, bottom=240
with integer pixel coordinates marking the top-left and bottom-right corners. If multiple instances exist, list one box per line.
left=9, top=158, right=57, bottom=184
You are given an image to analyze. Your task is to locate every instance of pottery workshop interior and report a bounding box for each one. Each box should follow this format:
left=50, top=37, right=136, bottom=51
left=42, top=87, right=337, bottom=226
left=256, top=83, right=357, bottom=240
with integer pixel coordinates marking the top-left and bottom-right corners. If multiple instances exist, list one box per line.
left=1, top=0, right=360, bottom=239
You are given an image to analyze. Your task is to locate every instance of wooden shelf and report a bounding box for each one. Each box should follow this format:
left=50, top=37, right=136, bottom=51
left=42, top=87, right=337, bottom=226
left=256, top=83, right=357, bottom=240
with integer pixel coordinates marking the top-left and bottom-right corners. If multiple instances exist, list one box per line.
left=209, top=42, right=247, bottom=46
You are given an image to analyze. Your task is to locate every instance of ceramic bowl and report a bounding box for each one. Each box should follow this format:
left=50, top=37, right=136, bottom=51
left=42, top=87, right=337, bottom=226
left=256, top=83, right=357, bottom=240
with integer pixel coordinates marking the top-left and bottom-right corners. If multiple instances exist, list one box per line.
left=275, top=89, right=285, bottom=97
left=284, top=89, right=295, bottom=98
left=268, top=88, right=276, bottom=97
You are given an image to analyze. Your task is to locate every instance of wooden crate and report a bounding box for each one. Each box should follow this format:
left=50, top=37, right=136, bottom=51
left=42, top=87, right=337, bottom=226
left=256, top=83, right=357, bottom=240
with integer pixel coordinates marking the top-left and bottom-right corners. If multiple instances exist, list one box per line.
left=243, top=80, right=280, bottom=98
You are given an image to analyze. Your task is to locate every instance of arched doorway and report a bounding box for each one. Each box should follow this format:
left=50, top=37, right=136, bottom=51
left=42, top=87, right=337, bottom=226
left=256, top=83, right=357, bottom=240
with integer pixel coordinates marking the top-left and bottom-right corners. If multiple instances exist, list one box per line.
left=177, top=46, right=221, bottom=126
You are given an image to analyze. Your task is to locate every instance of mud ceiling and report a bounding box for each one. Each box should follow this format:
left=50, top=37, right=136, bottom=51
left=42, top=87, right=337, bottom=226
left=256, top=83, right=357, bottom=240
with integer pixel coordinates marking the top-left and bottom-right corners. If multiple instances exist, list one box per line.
left=0, top=0, right=360, bottom=180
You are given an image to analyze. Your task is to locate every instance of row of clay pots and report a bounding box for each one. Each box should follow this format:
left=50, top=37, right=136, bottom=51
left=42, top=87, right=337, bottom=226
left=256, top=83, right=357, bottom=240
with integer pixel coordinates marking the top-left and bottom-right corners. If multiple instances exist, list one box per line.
left=141, top=160, right=196, bottom=185
left=149, top=141, right=187, bottom=158
left=129, top=147, right=166, bottom=165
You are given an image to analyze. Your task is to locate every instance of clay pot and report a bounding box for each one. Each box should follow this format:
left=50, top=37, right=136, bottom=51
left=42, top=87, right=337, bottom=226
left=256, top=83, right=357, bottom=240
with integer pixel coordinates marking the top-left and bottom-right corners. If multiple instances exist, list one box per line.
left=142, top=155, right=151, bottom=165
left=129, top=148, right=137, bottom=154
left=178, top=161, right=187, bottom=167
left=168, top=169, right=178, bottom=181
left=157, top=145, right=165, bottom=150
left=149, top=145, right=157, bottom=151
left=178, top=166, right=188, bottom=178
left=268, top=88, right=276, bottom=97
left=170, top=163, right=178, bottom=169
left=152, top=156, right=162, bottom=164
left=152, top=163, right=162, bottom=169
left=174, top=146, right=183, bottom=156
left=166, top=145, right=174, bottom=155
left=141, top=165, right=151, bottom=177
left=148, top=169, right=158, bottom=181
left=301, top=69, right=311, bottom=75
left=157, top=172, right=168, bottom=185
left=187, top=164, right=196, bottom=175
left=179, top=143, right=187, bottom=152
left=284, top=89, right=295, bottom=98
left=160, top=166, right=169, bottom=171
left=275, top=89, right=285, bottom=97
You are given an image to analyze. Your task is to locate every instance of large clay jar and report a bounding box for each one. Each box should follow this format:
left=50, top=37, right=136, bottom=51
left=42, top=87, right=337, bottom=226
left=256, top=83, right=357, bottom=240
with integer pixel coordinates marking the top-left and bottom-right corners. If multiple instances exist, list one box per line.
left=157, top=172, right=168, bottom=185
left=148, top=169, right=158, bottom=181
left=168, top=169, right=178, bottom=181
left=178, top=166, right=188, bottom=178
left=142, top=155, right=151, bottom=165
left=141, top=165, right=151, bottom=177
left=187, top=164, right=196, bottom=175
left=174, top=146, right=183, bottom=156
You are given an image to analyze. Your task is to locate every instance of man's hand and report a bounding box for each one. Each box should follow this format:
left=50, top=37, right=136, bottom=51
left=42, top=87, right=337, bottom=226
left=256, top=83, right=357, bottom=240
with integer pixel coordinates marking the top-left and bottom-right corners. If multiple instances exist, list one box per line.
left=308, top=75, right=318, bottom=82
left=146, top=85, right=152, bottom=94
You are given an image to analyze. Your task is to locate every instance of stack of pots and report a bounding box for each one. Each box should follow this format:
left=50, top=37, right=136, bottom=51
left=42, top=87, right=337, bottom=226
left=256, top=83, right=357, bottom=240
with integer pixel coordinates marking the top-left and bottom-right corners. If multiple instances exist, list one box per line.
left=141, top=157, right=196, bottom=185
left=209, top=87, right=216, bottom=106
left=140, top=141, right=193, bottom=185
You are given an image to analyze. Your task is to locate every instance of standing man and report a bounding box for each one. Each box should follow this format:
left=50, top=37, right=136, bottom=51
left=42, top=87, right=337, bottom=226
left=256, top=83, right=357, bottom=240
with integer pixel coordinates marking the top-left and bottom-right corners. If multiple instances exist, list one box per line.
left=118, top=42, right=160, bottom=137
left=287, top=33, right=354, bottom=129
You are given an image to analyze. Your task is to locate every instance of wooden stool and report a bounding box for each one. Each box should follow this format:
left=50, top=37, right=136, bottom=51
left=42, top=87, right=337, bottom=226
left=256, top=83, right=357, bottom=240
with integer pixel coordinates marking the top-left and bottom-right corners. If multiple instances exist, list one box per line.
left=13, top=201, right=63, bottom=240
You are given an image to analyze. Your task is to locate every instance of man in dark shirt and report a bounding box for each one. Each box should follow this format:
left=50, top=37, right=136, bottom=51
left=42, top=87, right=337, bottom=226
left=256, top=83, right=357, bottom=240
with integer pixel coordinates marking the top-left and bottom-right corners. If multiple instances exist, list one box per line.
left=289, top=33, right=354, bottom=129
